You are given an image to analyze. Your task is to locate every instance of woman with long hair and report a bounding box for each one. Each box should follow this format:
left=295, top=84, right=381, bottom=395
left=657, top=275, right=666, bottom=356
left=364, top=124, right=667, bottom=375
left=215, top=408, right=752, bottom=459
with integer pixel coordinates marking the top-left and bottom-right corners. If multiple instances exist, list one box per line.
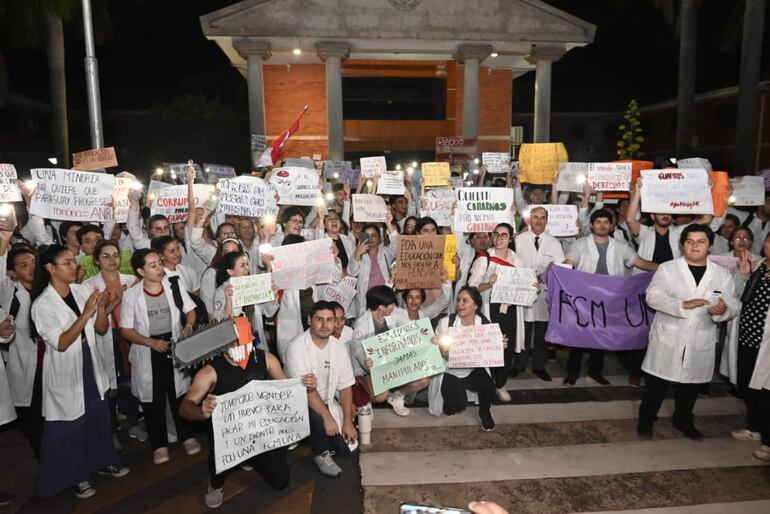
left=199, top=238, right=245, bottom=315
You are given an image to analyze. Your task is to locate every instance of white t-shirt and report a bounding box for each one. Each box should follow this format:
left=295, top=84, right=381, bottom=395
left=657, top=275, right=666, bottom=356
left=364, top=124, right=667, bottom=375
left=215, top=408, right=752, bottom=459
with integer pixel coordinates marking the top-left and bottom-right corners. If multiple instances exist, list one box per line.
left=311, top=342, right=333, bottom=403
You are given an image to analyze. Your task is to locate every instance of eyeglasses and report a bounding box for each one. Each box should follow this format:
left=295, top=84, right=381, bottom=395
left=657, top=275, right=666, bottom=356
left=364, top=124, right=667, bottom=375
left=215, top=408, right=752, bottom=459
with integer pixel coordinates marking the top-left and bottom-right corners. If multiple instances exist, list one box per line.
left=491, top=233, right=510, bottom=240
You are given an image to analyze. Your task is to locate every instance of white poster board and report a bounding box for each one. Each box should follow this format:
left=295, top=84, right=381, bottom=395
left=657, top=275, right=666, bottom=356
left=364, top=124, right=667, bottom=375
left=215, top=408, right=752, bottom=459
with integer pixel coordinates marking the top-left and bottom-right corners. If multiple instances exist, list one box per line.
left=211, top=379, right=309, bottom=474
left=147, top=179, right=172, bottom=199
left=556, top=163, right=587, bottom=193
left=267, top=238, right=335, bottom=289
left=730, top=176, right=765, bottom=206
left=0, top=164, right=22, bottom=202
left=352, top=194, right=388, bottom=223
left=490, top=267, right=538, bottom=306
left=323, top=160, right=352, bottom=181
left=447, top=323, right=504, bottom=368
left=677, top=157, right=712, bottom=172
left=150, top=184, right=215, bottom=223
left=586, top=162, right=632, bottom=191
left=231, top=274, right=275, bottom=309
left=640, top=169, right=713, bottom=214
left=321, top=275, right=358, bottom=312
left=482, top=152, right=510, bottom=174
left=422, top=188, right=455, bottom=227
left=29, top=168, right=115, bottom=222
left=111, top=177, right=132, bottom=223
left=530, top=204, right=578, bottom=237
left=360, top=156, right=387, bottom=178
left=269, top=167, right=321, bottom=206
left=376, top=171, right=406, bottom=196
left=217, top=176, right=278, bottom=218
left=452, top=188, right=513, bottom=233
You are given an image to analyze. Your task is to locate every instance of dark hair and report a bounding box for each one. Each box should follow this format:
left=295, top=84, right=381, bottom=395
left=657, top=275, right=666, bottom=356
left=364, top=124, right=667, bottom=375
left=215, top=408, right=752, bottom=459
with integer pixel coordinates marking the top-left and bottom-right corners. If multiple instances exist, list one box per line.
left=732, top=226, right=754, bottom=243
left=282, top=234, right=305, bottom=246
left=366, top=285, right=397, bottom=311
left=332, top=183, right=345, bottom=193
left=75, top=224, right=102, bottom=245
left=209, top=238, right=245, bottom=271
left=402, top=216, right=419, bottom=235
left=679, top=223, right=715, bottom=246
left=281, top=207, right=305, bottom=225
left=493, top=222, right=516, bottom=250
left=328, top=301, right=344, bottom=314
left=58, top=221, right=83, bottom=244
left=590, top=208, right=613, bottom=225
left=92, top=240, right=121, bottom=266
left=308, top=300, right=336, bottom=319
left=215, top=222, right=235, bottom=240
left=131, top=248, right=159, bottom=277
left=401, top=288, right=426, bottom=304
left=147, top=214, right=169, bottom=230
left=150, top=235, right=177, bottom=254
left=361, top=223, right=381, bottom=237
left=722, top=214, right=741, bottom=228
left=215, top=251, right=247, bottom=288
left=389, top=195, right=406, bottom=206
left=415, top=217, right=439, bottom=233
left=31, top=244, right=69, bottom=302
left=456, top=285, right=483, bottom=313
left=7, top=246, right=35, bottom=272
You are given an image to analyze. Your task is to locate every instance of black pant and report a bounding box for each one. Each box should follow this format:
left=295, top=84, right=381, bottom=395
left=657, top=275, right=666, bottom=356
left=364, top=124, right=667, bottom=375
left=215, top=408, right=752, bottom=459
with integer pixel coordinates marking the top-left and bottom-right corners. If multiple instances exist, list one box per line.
left=208, top=442, right=289, bottom=490
left=441, top=369, right=495, bottom=416
left=17, top=358, right=44, bottom=461
left=515, top=321, right=548, bottom=372
left=141, top=337, right=192, bottom=450
left=566, top=348, right=604, bottom=378
left=753, top=388, right=770, bottom=446
left=617, top=349, right=645, bottom=378
left=490, top=303, right=516, bottom=388
left=737, top=344, right=762, bottom=433
left=308, top=408, right=352, bottom=457
left=638, top=374, right=702, bottom=430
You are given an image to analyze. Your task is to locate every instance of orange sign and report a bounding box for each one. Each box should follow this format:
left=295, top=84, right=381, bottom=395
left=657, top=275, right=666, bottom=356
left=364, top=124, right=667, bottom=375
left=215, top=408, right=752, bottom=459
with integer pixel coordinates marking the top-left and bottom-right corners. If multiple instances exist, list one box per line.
left=72, top=147, right=118, bottom=171
left=709, top=171, right=729, bottom=217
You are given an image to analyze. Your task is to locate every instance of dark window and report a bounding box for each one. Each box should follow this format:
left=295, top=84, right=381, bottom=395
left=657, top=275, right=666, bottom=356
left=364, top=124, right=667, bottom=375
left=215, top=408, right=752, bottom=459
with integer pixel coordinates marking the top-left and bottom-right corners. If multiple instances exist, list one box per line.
left=604, top=122, right=617, bottom=142
left=342, top=77, right=446, bottom=120
left=641, top=117, right=654, bottom=139
left=714, top=103, right=737, bottom=130
left=570, top=121, right=586, bottom=141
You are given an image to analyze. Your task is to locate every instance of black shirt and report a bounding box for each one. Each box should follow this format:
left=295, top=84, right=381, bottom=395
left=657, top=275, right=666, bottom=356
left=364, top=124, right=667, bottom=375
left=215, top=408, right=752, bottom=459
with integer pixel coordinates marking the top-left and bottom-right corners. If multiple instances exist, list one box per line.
left=688, top=265, right=707, bottom=286
left=652, top=230, right=674, bottom=264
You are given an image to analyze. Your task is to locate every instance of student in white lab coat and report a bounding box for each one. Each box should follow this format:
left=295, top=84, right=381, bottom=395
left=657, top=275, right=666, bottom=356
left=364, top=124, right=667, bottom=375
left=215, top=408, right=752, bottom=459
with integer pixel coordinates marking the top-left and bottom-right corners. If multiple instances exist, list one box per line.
left=348, top=214, right=399, bottom=317
left=638, top=224, right=739, bottom=440
left=31, top=244, right=128, bottom=499
left=0, top=307, right=18, bottom=508
left=200, top=239, right=245, bottom=316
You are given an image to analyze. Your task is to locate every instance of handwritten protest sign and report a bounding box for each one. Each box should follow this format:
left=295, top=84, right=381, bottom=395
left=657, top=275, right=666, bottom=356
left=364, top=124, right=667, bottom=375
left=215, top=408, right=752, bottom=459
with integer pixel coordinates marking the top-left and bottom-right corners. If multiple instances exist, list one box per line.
left=267, top=238, right=335, bottom=289
left=29, top=168, right=115, bottom=222
left=422, top=188, right=455, bottom=227
left=147, top=179, right=172, bottom=199
left=453, top=188, right=513, bottom=233
left=444, top=234, right=457, bottom=281
left=557, top=163, right=588, bottom=193
left=0, top=164, right=21, bottom=202
left=204, top=164, right=236, bottom=184
left=447, top=323, right=504, bottom=368
left=251, top=134, right=267, bottom=155
left=393, top=235, right=445, bottom=290
left=269, top=167, right=321, bottom=206
left=111, top=177, right=132, bottom=223
left=282, top=158, right=315, bottom=169
left=587, top=162, right=632, bottom=191
left=530, top=204, right=578, bottom=237
left=352, top=194, right=388, bottom=222
left=211, top=379, right=309, bottom=474
left=435, top=136, right=477, bottom=164
left=491, top=267, right=538, bottom=306
left=231, top=274, right=275, bottom=309
left=677, top=157, right=712, bottom=172
left=376, top=171, right=406, bottom=195
left=164, top=162, right=205, bottom=183
left=421, top=162, right=451, bottom=187
left=150, top=184, right=215, bottom=223
left=217, top=176, right=277, bottom=218
left=361, top=318, right=444, bottom=396
left=730, top=176, right=765, bottom=206
left=342, top=166, right=360, bottom=188
left=360, top=156, right=387, bottom=178
left=640, top=169, right=713, bottom=214
left=78, top=251, right=134, bottom=280
left=72, top=147, right=118, bottom=171
left=518, top=143, right=568, bottom=185
left=321, top=275, right=358, bottom=312
left=323, top=160, right=351, bottom=181
left=482, top=152, right=510, bottom=174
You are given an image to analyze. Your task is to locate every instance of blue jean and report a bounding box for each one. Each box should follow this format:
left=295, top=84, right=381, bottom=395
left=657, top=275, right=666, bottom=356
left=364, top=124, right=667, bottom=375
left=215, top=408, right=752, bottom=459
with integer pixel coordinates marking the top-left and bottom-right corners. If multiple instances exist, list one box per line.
left=308, top=408, right=352, bottom=457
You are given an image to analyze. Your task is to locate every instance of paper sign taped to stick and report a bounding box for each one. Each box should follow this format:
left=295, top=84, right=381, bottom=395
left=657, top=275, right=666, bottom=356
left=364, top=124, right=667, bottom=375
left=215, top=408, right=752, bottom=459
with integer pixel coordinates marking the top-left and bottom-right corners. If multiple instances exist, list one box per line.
left=29, top=168, right=115, bottom=221
left=393, top=235, right=445, bottom=290
left=352, top=194, right=388, bottom=222
left=360, top=156, right=386, bottom=178
left=482, top=152, right=510, bottom=174
left=444, top=234, right=457, bottom=281
left=730, top=176, right=765, bottom=206
left=530, top=204, right=578, bottom=237
left=269, top=167, right=321, bottom=206
left=0, top=164, right=22, bottom=202
left=204, top=164, right=236, bottom=184
left=231, top=274, right=275, bottom=309
left=267, top=238, right=335, bottom=290
left=217, top=176, right=277, bottom=218
left=587, top=162, right=632, bottom=191
left=361, top=318, right=445, bottom=396
left=453, top=188, right=513, bottom=233
left=211, top=378, right=309, bottom=474
left=150, top=184, right=214, bottom=223
left=321, top=275, right=358, bottom=312
left=677, top=157, right=712, bottom=172
left=640, top=169, right=713, bottom=214
left=491, top=267, right=538, bottom=306
left=72, top=147, right=118, bottom=171
left=518, top=143, right=568, bottom=185
left=557, top=163, right=588, bottom=193
left=447, top=323, right=504, bottom=368
left=376, top=171, right=406, bottom=195
left=421, top=162, right=451, bottom=187
left=423, top=188, right=455, bottom=227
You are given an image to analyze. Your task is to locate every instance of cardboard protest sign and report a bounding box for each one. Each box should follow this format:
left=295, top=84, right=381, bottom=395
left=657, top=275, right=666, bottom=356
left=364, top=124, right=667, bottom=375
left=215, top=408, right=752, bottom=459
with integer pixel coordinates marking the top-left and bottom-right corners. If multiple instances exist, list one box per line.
left=0, top=164, right=22, bottom=202
left=421, top=162, right=451, bottom=187
left=211, top=378, right=309, bottom=474
left=482, top=152, right=510, bottom=174
left=447, top=323, right=504, bottom=368
left=267, top=238, right=335, bottom=289
left=29, top=168, right=115, bottom=222
left=640, top=169, right=713, bottom=214
left=321, top=275, right=358, bottom=312
left=78, top=250, right=134, bottom=280
left=452, top=188, right=514, bottom=233
left=323, top=160, right=351, bottom=181
left=422, top=188, right=455, bottom=227
left=491, top=267, right=538, bottom=306
left=557, top=163, right=587, bottom=193
left=231, top=274, right=275, bottom=309
left=376, top=171, right=406, bottom=195
left=150, top=184, right=215, bottom=223
left=530, top=204, right=578, bottom=237
left=269, top=167, right=321, bottom=206
left=164, top=162, right=205, bottom=183
left=217, top=176, right=277, bottom=218
left=586, top=162, right=632, bottom=191
left=393, top=235, right=445, bottom=290
left=518, top=143, right=568, bottom=185
left=360, top=156, right=387, bottom=178
left=110, top=177, right=132, bottom=223
left=72, top=147, right=118, bottom=171
left=730, top=176, right=765, bottom=206
left=204, top=164, right=236, bottom=184
left=361, top=318, right=445, bottom=396
left=147, top=179, right=172, bottom=199
left=443, top=234, right=457, bottom=281
left=677, top=157, right=712, bottom=172
left=352, top=194, right=388, bottom=223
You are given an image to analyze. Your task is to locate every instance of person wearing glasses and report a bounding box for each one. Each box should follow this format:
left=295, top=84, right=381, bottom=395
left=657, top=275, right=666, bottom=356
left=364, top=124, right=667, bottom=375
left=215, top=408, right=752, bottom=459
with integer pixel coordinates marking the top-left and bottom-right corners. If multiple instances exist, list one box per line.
left=31, top=244, right=129, bottom=499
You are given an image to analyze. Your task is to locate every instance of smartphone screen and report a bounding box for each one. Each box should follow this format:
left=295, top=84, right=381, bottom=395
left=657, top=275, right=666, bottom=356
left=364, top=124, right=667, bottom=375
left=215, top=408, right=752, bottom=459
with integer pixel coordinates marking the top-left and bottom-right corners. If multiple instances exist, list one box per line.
left=399, top=503, right=471, bottom=514
left=359, top=232, right=370, bottom=245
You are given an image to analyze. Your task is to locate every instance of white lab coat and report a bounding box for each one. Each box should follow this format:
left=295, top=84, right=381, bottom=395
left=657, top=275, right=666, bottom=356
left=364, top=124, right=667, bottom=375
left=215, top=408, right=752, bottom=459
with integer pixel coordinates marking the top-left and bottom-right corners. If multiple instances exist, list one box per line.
left=32, top=283, right=111, bottom=421
left=211, top=281, right=279, bottom=351
left=347, top=231, right=399, bottom=316
left=567, top=236, right=638, bottom=276
left=632, top=224, right=683, bottom=274
left=515, top=231, right=565, bottom=322
left=120, top=278, right=196, bottom=402
left=0, top=307, right=17, bottom=425
left=642, top=258, right=739, bottom=384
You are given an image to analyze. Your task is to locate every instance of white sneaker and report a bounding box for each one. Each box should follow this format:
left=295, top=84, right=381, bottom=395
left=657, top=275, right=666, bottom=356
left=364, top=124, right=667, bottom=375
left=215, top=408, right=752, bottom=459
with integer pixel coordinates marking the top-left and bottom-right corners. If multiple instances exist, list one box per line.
left=183, top=437, right=201, bottom=456
left=754, top=445, right=770, bottom=461
left=495, top=388, right=511, bottom=402
left=387, top=393, right=410, bottom=417
left=731, top=429, right=761, bottom=441
left=74, top=481, right=95, bottom=499
left=313, top=450, right=342, bottom=477
left=204, top=482, right=224, bottom=509
left=129, top=426, right=148, bottom=442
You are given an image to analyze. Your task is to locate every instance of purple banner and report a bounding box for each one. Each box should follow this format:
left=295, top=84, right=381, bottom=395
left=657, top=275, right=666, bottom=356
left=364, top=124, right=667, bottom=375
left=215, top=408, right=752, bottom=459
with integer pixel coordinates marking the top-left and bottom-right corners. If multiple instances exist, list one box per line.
left=545, top=265, right=655, bottom=350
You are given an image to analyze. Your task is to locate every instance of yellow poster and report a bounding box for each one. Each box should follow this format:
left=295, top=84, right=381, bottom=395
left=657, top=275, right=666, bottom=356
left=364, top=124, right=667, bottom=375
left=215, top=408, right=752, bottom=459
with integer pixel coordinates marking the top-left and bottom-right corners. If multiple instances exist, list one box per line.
left=443, top=234, right=457, bottom=281
left=421, top=162, right=450, bottom=187
left=518, top=143, right=569, bottom=185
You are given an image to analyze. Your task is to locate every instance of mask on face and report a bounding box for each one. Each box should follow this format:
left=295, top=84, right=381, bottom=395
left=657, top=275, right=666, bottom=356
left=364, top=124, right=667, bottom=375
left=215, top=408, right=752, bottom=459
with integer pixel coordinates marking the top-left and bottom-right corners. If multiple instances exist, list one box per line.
left=228, top=316, right=256, bottom=369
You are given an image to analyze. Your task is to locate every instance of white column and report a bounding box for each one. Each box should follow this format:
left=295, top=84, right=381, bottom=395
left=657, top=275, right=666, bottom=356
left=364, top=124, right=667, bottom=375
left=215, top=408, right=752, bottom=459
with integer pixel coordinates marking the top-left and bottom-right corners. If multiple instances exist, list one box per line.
left=317, top=43, right=351, bottom=161
left=234, top=38, right=271, bottom=167
left=455, top=45, right=492, bottom=138
left=527, top=46, right=564, bottom=143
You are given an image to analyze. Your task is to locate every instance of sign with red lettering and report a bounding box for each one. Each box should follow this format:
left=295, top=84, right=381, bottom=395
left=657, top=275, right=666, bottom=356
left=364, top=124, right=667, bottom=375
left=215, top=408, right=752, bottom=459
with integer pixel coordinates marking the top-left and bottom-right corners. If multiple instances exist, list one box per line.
left=72, top=147, right=118, bottom=171
left=452, top=188, right=514, bottom=233
left=435, top=137, right=477, bottom=164
left=29, top=168, right=115, bottom=221
left=150, top=184, right=215, bottom=223
left=586, top=162, right=632, bottom=191
left=640, top=169, right=713, bottom=214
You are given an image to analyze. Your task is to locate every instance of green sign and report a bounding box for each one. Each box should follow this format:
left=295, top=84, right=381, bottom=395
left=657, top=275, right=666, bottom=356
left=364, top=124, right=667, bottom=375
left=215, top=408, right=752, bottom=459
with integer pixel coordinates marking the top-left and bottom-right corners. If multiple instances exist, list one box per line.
left=361, top=318, right=445, bottom=396
left=78, top=250, right=134, bottom=281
